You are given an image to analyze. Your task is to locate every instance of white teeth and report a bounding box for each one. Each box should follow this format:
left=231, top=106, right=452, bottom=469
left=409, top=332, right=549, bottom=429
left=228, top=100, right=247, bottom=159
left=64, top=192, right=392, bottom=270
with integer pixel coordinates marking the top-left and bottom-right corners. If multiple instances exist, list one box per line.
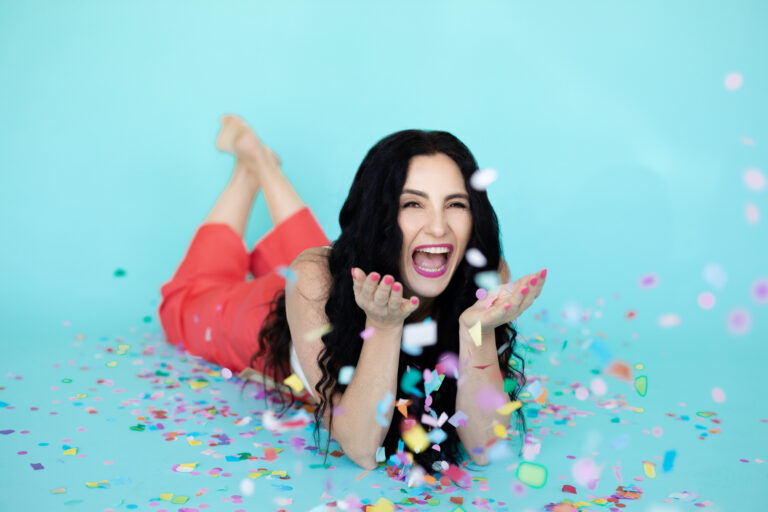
left=415, top=262, right=447, bottom=273
left=416, top=247, right=450, bottom=254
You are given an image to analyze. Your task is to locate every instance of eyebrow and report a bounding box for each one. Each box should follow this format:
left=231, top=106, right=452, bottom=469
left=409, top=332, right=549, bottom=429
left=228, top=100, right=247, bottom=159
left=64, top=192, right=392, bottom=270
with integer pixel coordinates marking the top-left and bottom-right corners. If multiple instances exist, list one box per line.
left=401, top=189, right=470, bottom=201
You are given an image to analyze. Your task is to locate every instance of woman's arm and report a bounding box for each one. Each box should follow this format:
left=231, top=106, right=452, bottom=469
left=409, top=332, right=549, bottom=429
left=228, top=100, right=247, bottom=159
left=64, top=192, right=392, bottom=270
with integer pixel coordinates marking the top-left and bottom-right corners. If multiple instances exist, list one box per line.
left=285, top=250, right=416, bottom=469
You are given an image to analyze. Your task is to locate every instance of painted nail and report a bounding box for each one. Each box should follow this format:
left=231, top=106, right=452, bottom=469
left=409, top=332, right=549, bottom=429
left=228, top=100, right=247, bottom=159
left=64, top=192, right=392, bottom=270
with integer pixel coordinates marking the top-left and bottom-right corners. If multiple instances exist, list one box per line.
left=541, top=269, right=547, bottom=278
left=530, top=277, right=538, bottom=286
left=351, top=268, right=356, bottom=279
left=370, top=272, right=380, bottom=281
left=393, top=283, right=401, bottom=292
left=504, top=304, right=511, bottom=310
left=411, top=297, right=419, bottom=304
left=383, top=276, right=394, bottom=285
left=521, top=286, right=529, bottom=295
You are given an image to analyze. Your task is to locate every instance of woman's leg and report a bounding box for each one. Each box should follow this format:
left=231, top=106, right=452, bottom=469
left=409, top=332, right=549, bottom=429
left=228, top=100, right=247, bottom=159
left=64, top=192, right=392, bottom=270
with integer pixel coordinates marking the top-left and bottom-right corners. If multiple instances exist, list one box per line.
left=203, top=115, right=306, bottom=235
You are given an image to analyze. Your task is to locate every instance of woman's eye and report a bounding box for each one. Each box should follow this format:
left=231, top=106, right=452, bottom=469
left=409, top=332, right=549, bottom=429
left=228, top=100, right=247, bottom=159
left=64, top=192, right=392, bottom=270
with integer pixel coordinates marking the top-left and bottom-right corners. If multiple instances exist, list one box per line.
left=450, top=202, right=469, bottom=209
left=403, top=201, right=420, bottom=208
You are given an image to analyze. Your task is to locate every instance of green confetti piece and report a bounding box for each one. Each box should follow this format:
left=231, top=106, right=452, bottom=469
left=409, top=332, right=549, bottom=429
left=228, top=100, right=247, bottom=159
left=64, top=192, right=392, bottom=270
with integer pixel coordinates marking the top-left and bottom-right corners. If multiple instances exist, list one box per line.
left=611, top=417, right=621, bottom=423
left=62, top=378, right=72, bottom=383
left=427, top=498, right=440, bottom=505
left=561, top=339, right=568, bottom=351
left=503, top=378, right=516, bottom=393
left=129, top=424, right=145, bottom=432
left=142, top=316, right=152, bottom=323
left=114, top=269, right=126, bottom=277
left=634, top=375, right=648, bottom=396
left=516, top=461, right=547, bottom=488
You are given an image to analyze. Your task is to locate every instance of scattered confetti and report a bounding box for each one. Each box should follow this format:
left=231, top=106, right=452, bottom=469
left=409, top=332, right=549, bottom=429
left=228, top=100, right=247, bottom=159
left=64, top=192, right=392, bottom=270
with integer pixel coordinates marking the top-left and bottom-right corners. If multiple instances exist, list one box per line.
left=711, top=387, right=726, bottom=403
left=465, top=248, right=487, bottom=267
left=698, top=292, right=716, bottom=309
left=634, top=375, right=648, bottom=397
left=752, top=278, right=768, bottom=303
left=516, top=461, right=547, bottom=488
left=724, top=72, right=743, bottom=90
left=469, top=168, right=498, bottom=191
left=338, top=365, right=355, bottom=384
left=727, top=308, right=751, bottom=335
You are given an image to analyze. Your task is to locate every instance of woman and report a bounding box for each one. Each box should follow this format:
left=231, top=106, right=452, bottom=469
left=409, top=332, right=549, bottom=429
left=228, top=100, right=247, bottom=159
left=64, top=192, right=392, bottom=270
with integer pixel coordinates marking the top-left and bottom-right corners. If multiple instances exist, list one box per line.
left=159, top=115, right=546, bottom=475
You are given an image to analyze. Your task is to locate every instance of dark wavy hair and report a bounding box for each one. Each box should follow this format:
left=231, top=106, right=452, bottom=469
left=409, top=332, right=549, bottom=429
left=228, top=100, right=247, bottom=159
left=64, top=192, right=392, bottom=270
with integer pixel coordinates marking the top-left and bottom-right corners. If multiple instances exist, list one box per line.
left=247, top=129, right=527, bottom=474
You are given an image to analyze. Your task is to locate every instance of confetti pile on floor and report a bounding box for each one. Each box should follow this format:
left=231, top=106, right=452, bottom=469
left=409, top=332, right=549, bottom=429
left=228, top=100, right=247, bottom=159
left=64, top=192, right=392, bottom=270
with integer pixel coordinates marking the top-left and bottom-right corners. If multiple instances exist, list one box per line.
left=2, top=275, right=766, bottom=510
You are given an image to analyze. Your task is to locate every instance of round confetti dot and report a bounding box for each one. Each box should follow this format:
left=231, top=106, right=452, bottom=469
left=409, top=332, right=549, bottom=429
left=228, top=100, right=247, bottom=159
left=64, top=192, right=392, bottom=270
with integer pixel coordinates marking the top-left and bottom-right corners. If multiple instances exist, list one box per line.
left=635, top=363, right=644, bottom=370
left=469, top=168, right=498, bottom=191
left=651, top=426, right=663, bottom=437
left=658, top=314, right=681, bottom=328
left=589, top=377, right=607, bottom=397
left=476, top=288, right=488, bottom=300
left=745, top=202, right=760, bottom=224
left=638, top=273, right=658, bottom=289
left=114, top=269, right=126, bottom=277
left=574, top=386, right=589, bottom=401
left=697, top=292, right=716, bottom=310
left=221, top=368, right=233, bottom=379
left=727, top=308, right=751, bottom=335
left=239, top=478, right=255, bottom=496
left=703, top=263, right=728, bottom=289
left=724, top=72, right=743, bottom=90
left=744, top=167, right=766, bottom=191
left=752, top=278, right=768, bottom=304
left=711, top=387, right=726, bottom=403
left=465, top=248, right=487, bottom=267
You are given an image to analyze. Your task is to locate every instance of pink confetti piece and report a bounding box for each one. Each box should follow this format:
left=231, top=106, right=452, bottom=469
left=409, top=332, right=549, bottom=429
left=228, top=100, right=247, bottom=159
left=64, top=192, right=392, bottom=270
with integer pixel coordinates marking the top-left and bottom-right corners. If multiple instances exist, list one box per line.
left=360, top=327, right=375, bottom=340
left=743, top=167, right=766, bottom=191
left=752, top=278, right=768, bottom=304
left=711, top=387, right=726, bottom=403
left=724, top=72, right=743, bottom=90
left=745, top=203, right=760, bottom=224
left=727, top=308, right=751, bottom=335
left=697, top=292, right=716, bottom=310
left=638, top=273, right=659, bottom=288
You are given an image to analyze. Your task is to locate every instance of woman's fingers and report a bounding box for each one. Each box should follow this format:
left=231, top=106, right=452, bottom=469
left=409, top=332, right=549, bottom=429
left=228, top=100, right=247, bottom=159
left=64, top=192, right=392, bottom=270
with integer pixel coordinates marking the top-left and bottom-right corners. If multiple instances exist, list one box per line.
left=374, top=275, right=393, bottom=307
left=388, top=278, right=403, bottom=311
left=360, top=271, right=380, bottom=304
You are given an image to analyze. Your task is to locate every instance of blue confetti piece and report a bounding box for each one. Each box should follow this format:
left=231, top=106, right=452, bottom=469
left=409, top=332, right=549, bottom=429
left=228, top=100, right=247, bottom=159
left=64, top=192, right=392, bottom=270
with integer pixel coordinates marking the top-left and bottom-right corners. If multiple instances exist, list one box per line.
left=663, top=450, right=676, bottom=471
left=427, top=428, right=447, bottom=444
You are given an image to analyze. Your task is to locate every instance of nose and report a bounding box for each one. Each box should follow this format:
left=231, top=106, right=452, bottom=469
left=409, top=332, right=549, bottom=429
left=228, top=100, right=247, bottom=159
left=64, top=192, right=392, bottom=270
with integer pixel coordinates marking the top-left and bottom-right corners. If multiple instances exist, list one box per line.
left=424, top=207, right=448, bottom=237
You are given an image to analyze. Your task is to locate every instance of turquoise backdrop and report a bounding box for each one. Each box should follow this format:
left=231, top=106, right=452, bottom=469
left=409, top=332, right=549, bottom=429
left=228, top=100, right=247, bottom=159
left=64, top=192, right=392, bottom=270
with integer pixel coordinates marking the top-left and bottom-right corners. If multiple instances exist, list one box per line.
left=1, top=1, right=766, bottom=511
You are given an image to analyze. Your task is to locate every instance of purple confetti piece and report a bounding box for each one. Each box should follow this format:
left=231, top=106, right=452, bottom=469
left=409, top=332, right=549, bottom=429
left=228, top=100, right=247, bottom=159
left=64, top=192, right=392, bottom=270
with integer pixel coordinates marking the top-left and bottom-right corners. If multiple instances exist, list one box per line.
left=31, top=463, right=44, bottom=470
left=0, top=429, right=15, bottom=435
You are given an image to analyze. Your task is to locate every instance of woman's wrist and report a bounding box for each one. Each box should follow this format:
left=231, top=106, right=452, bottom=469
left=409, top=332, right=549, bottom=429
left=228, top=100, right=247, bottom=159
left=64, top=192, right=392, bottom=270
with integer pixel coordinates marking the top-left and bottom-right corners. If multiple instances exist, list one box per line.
left=364, top=317, right=403, bottom=336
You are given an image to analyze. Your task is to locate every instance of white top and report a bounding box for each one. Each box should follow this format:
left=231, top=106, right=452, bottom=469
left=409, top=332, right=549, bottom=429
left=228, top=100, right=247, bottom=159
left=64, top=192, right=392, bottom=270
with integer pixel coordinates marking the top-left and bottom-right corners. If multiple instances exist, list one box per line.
left=290, top=341, right=317, bottom=400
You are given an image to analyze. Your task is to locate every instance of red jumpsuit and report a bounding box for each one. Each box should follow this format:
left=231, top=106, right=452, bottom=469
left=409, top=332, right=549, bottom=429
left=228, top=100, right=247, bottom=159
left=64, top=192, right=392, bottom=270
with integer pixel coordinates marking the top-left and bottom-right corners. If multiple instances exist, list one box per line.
left=158, top=207, right=330, bottom=402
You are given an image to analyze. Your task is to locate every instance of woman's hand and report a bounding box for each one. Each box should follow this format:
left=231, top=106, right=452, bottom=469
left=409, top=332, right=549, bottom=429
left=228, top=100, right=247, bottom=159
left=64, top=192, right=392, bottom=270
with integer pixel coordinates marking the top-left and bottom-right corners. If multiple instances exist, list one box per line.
left=351, top=268, right=420, bottom=330
left=459, top=269, right=547, bottom=334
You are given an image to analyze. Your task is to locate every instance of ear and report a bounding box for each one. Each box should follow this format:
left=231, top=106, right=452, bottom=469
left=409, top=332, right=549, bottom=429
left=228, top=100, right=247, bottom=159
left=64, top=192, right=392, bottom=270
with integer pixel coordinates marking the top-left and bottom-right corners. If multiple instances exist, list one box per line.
left=498, top=257, right=510, bottom=283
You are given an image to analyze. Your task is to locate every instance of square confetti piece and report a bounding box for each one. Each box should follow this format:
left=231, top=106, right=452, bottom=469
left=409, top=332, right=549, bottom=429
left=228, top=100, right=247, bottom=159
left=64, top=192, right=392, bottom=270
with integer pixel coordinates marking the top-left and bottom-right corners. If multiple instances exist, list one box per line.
left=31, top=463, right=44, bottom=470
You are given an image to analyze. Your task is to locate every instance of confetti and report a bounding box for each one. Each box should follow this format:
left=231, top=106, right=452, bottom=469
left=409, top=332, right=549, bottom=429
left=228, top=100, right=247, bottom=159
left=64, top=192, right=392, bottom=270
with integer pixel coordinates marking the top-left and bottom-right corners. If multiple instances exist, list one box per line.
left=475, top=288, right=487, bottom=300
left=114, top=268, right=126, bottom=277
left=469, top=168, right=498, bottom=191
left=283, top=373, right=304, bottom=392
left=401, top=420, right=429, bottom=453
left=221, top=367, right=233, bottom=379
left=402, top=320, right=437, bottom=355
left=634, top=376, right=648, bottom=396
left=727, top=308, right=751, bottom=335
left=697, top=292, right=716, bottom=309
left=658, top=314, right=681, bottom=328
left=338, top=366, right=355, bottom=384
left=304, top=323, right=333, bottom=341
left=663, top=450, right=676, bottom=472
left=239, top=478, right=255, bottom=495
left=572, top=457, right=603, bottom=489
left=516, top=462, right=547, bottom=488
left=711, top=387, right=726, bottom=403
left=497, top=400, right=522, bottom=415
left=468, top=321, right=482, bottom=346
left=638, top=273, right=658, bottom=288
left=743, top=167, right=766, bottom=191
left=474, top=270, right=500, bottom=291
left=465, top=248, right=487, bottom=267
left=369, top=497, right=395, bottom=512
left=360, top=326, right=375, bottom=339
left=642, top=461, right=657, bottom=478
left=752, top=278, right=768, bottom=303
left=724, top=72, right=743, bottom=90
left=703, top=263, right=727, bottom=289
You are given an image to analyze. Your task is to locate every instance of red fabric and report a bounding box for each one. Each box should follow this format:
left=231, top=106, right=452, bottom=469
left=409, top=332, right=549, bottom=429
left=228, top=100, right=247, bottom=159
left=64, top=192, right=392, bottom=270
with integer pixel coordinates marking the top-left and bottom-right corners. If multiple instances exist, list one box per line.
left=158, top=207, right=330, bottom=402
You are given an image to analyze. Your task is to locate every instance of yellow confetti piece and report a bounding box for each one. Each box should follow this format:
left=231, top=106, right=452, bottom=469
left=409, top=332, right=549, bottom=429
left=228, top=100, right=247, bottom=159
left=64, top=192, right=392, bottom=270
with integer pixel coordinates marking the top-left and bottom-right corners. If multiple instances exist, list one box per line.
left=402, top=422, right=429, bottom=454
left=106, top=361, right=117, bottom=367
left=283, top=373, right=304, bottom=393
left=493, top=423, right=508, bottom=438
left=63, top=447, right=78, bottom=455
left=159, top=493, right=174, bottom=501
left=178, top=462, right=197, bottom=471
left=85, top=480, right=109, bottom=489
left=171, top=496, right=189, bottom=504
left=634, top=407, right=644, bottom=413
left=248, top=471, right=266, bottom=479
left=188, top=380, right=209, bottom=390
left=271, top=470, right=287, bottom=477
left=76, top=393, right=87, bottom=399
left=643, top=461, right=656, bottom=479
left=187, top=437, right=202, bottom=446
left=369, top=497, right=395, bottom=512
left=304, top=323, right=334, bottom=341
left=50, top=487, right=66, bottom=494
left=117, top=344, right=130, bottom=351
left=496, top=400, right=522, bottom=415
left=533, top=335, right=545, bottom=342
left=469, top=321, right=482, bottom=346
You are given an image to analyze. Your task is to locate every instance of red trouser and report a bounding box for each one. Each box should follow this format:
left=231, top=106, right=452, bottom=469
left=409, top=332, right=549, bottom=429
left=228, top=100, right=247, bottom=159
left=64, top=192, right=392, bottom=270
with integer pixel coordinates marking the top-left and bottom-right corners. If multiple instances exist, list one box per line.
left=158, top=207, right=330, bottom=386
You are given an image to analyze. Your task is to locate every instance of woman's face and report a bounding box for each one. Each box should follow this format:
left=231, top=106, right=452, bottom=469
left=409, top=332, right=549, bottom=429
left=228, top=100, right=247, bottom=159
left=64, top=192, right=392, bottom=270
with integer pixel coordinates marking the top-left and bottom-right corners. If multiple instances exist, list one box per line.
left=398, top=153, right=473, bottom=301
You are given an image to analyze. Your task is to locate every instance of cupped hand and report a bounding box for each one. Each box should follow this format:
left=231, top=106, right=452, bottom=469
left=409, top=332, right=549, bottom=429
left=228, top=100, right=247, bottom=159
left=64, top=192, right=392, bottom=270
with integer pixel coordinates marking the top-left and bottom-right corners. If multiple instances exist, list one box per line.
left=459, top=269, right=547, bottom=334
left=351, top=268, right=420, bottom=329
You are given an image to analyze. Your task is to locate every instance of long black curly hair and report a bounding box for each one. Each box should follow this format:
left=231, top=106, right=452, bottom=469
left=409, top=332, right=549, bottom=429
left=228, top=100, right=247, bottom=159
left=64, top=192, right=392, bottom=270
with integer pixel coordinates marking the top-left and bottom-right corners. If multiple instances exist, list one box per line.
left=248, top=129, right=527, bottom=474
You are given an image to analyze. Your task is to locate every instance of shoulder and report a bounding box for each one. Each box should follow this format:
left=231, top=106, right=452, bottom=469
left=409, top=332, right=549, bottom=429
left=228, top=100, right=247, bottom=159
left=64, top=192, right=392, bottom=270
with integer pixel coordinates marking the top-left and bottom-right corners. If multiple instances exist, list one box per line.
left=288, top=246, right=333, bottom=301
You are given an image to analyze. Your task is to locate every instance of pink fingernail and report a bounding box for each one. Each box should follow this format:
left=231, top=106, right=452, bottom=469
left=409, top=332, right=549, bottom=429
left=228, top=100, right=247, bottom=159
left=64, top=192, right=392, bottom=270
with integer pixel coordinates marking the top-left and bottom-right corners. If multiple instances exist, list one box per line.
left=370, top=273, right=380, bottom=281
left=383, top=276, right=393, bottom=285
left=504, top=304, right=511, bottom=310
left=521, top=286, right=529, bottom=295
left=541, top=269, right=547, bottom=278
left=411, top=297, right=418, bottom=304
left=351, top=268, right=356, bottom=279
left=530, top=277, right=538, bottom=286
left=393, top=283, right=401, bottom=292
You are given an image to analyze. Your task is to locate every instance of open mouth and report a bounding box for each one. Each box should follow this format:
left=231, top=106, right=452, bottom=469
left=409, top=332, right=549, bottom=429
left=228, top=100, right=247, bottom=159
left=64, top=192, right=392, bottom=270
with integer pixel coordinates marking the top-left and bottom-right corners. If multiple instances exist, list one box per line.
left=411, top=244, right=453, bottom=278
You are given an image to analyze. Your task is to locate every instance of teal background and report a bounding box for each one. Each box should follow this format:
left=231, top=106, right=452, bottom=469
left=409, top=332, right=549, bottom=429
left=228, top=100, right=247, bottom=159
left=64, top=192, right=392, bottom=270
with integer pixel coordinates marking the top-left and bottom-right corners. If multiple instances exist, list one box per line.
left=1, top=1, right=766, bottom=511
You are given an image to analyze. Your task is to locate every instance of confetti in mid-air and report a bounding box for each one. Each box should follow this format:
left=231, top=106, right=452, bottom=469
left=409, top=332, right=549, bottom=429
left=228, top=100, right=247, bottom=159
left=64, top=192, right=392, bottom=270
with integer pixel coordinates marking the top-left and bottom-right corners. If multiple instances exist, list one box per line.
left=465, top=248, right=487, bottom=267
left=469, top=168, right=498, bottom=191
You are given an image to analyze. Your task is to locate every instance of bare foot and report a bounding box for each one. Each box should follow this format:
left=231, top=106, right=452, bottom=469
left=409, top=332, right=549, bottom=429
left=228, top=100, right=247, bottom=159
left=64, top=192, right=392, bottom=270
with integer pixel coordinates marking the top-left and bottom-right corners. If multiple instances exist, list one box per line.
left=215, top=115, right=282, bottom=169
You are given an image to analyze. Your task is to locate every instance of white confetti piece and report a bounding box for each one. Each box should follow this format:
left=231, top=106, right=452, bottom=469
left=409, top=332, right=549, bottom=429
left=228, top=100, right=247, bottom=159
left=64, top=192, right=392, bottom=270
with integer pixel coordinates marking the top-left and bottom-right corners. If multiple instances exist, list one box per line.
left=470, top=168, right=498, bottom=191
left=240, top=478, right=255, bottom=496
left=724, top=72, right=743, bottom=90
left=402, top=321, right=437, bottom=355
left=658, top=314, right=681, bottom=328
left=465, top=248, right=487, bottom=267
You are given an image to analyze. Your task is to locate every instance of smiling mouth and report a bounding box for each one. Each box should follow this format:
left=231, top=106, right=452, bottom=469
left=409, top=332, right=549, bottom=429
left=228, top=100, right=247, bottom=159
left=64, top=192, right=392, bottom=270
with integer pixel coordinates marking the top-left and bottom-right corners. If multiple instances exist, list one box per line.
left=411, top=245, right=453, bottom=277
